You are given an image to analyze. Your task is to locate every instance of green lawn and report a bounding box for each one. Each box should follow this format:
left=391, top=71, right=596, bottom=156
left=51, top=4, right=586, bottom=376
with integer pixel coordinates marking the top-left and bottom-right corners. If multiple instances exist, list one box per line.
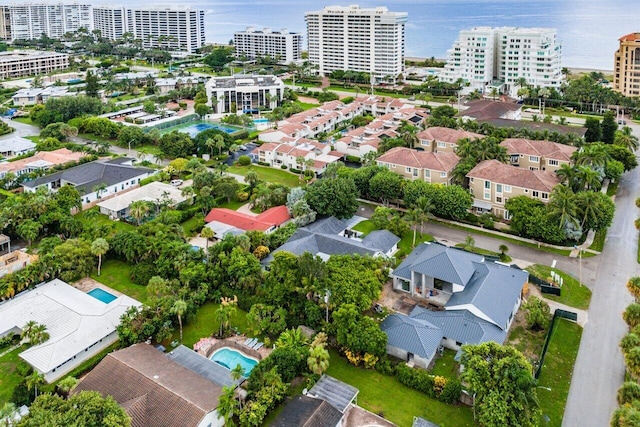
left=589, top=229, right=606, bottom=252
left=537, top=319, right=583, bottom=427
left=218, top=200, right=247, bottom=211
left=75, top=208, right=136, bottom=234
left=12, top=117, right=34, bottom=125
left=90, top=260, right=149, bottom=305
left=0, top=345, right=29, bottom=406
left=294, top=100, right=320, bottom=110
left=430, top=348, right=459, bottom=379
left=454, top=243, right=511, bottom=262
left=137, top=144, right=164, bottom=156
left=525, top=264, right=592, bottom=310
left=326, top=349, right=475, bottom=427
left=181, top=215, right=204, bottom=236
left=352, top=219, right=377, bottom=235
left=164, top=301, right=249, bottom=349
left=228, top=165, right=301, bottom=188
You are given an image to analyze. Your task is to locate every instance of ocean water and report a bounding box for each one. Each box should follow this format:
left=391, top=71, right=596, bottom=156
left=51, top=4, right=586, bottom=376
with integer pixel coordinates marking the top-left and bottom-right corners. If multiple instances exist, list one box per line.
left=104, top=0, right=639, bottom=69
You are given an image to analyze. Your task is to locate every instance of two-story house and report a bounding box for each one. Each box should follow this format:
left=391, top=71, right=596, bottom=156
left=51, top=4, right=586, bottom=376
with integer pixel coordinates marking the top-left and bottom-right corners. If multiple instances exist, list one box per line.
left=500, top=138, right=577, bottom=172
left=376, top=147, right=460, bottom=185
left=417, top=127, right=485, bottom=153
left=382, top=242, right=528, bottom=368
left=251, top=138, right=342, bottom=175
left=467, top=159, right=561, bottom=219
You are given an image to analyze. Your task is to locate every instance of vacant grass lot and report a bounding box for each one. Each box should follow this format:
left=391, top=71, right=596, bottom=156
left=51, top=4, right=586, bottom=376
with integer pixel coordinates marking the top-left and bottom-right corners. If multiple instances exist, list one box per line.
left=326, top=349, right=475, bottom=427
left=0, top=345, right=29, bottom=406
left=352, top=219, right=434, bottom=259
left=76, top=208, right=136, bottom=234
left=90, top=260, right=149, bottom=305
left=526, top=264, right=592, bottom=310
left=228, top=164, right=301, bottom=188
left=537, top=319, right=583, bottom=426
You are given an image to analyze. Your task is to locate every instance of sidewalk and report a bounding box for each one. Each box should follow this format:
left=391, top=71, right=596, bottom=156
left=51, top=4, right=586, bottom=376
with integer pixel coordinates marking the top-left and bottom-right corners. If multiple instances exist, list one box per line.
left=527, top=285, right=588, bottom=327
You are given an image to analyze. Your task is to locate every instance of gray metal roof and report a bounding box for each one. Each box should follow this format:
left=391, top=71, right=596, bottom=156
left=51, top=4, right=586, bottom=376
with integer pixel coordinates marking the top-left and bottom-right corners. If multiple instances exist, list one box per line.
left=446, top=261, right=528, bottom=329
left=393, top=242, right=483, bottom=286
left=409, top=306, right=507, bottom=346
left=380, top=313, right=443, bottom=361
left=166, top=345, right=241, bottom=388
left=23, top=160, right=153, bottom=195
left=308, top=375, right=359, bottom=413
left=413, top=417, right=440, bottom=427
left=264, top=217, right=398, bottom=263
left=362, top=230, right=401, bottom=253
left=271, top=395, right=343, bottom=427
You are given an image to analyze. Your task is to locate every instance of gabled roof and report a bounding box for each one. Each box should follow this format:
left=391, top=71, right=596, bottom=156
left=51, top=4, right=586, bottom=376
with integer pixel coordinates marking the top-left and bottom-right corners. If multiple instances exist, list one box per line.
left=97, top=181, right=189, bottom=213
left=0, top=279, right=140, bottom=377
left=308, top=375, right=359, bottom=413
left=500, top=138, right=577, bottom=162
left=22, top=160, right=153, bottom=195
left=74, top=344, right=223, bottom=427
left=458, top=100, right=521, bottom=120
left=417, top=127, right=484, bottom=144
left=204, top=205, right=290, bottom=232
left=446, top=261, right=528, bottom=328
left=393, top=242, right=483, bottom=286
left=410, top=306, right=508, bottom=346
left=376, top=147, right=459, bottom=172
left=0, top=148, right=85, bottom=174
left=264, top=217, right=399, bottom=263
left=0, top=137, right=36, bottom=153
left=467, top=159, right=561, bottom=192
left=271, top=395, right=343, bottom=427
left=381, top=313, right=443, bottom=360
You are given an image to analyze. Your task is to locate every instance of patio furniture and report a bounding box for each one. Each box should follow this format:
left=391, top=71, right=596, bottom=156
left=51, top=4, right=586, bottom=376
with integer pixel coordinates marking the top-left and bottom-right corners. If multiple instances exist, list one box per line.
left=253, top=342, right=264, bottom=351
left=246, top=338, right=257, bottom=348
left=243, top=338, right=252, bottom=346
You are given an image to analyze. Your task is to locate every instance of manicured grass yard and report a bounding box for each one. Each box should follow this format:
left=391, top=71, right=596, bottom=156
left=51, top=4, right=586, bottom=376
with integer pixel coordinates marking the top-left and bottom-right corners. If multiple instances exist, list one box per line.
left=164, top=301, right=249, bottom=349
left=326, top=349, right=475, bottom=427
left=589, top=228, right=606, bottom=252
left=76, top=208, right=136, bottom=234
left=526, top=264, right=592, bottom=310
left=90, top=260, right=149, bottom=305
left=537, top=319, right=583, bottom=426
left=352, top=220, right=434, bottom=259
left=352, top=219, right=378, bottom=235
left=228, top=164, right=301, bottom=188
left=430, top=348, right=459, bottom=379
left=0, top=345, right=29, bottom=406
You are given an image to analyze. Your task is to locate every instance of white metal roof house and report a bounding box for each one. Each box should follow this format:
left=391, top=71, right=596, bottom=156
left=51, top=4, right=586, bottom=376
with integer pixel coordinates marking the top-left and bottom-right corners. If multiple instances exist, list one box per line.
left=0, top=137, right=36, bottom=158
left=97, top=181, right=190, bottom=219
left=381, top=242, right=528, bottom=365
left=0, top=279, right=140, bottom=382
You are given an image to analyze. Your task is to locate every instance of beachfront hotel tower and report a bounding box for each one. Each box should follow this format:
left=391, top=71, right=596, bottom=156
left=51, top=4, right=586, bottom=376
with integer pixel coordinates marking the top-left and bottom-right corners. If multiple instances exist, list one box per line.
left=305, top=5, right=407, bottom=84
left=440, top=27, right=563, bottom=98
left=613, top=33, right=640, bottom=97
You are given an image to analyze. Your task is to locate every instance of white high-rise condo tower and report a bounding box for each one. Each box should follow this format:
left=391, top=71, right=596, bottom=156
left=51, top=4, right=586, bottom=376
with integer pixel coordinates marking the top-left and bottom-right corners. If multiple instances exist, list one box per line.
left=440, top=27, right=563, bottom=98
left=305, top=5, right=407, bottom=84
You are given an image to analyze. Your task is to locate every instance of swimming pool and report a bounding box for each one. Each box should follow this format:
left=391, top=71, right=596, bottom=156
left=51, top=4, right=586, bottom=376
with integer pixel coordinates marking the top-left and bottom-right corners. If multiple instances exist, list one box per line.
left=87, top=288, right=117, bottom=304
left=253, top=118, right=269, bottom=124
left=210, top=347, right=258, bottom=375
left=179, top=123, right=239, bottom=138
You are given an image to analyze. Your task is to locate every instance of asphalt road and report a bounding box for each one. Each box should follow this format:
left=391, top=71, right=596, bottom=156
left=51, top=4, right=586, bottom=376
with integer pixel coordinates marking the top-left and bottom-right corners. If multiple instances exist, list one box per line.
left=562, top=121, right=640, bottom=426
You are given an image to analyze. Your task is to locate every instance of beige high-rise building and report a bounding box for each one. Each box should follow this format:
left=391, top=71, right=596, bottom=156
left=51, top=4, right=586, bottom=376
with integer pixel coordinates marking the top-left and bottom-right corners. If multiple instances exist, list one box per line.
left=614, top=33, right=640, bottom=97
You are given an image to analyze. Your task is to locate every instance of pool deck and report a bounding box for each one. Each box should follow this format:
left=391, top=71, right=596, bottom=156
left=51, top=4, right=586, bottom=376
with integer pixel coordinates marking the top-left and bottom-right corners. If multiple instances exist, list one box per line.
left=73, top=277, right=124, bottom=297
left=195, top=334, right=272, bottom=361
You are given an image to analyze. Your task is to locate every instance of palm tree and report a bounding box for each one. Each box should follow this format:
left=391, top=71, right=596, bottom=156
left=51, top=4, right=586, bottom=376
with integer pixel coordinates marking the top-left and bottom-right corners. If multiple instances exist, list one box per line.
left=231, top=364, right=245, bottom=381
left=463, top=235, right=475, bottom=251
left=30, top=323, right=50, bottom=345
left=404, top=208, right=423, bottom=248
left=56, top=376, right=78, bottom=397
left=215, top=296, right=237, bottom=337
left=200, top=227, right=214, bottom=254
left=307, top=344, right=330, bottom=375
left=25, top=371, right=45, bottom=399
left=171, top=299, right=188, bottom=342
left=555, top=164, right=578, bottom=191
left=575, top=165, right=602, bottom=192
left=275, top=328, right=308, bottom=349
left=129, top=200, right=151, bottom=225
left=628, top=277, right=640, bottom=302
left=615, top=126, right=639, bottom=151
left=548, top=184, right=579, bottom=229
left=90, top=238, right=109, bottom=276
left=0, top=403, right=18, bottom=425
left=217, top=386, right=237, bottom=426
left=498, top=244, right=509, bottom=261
left=20, top=320, right=37, bottom=344
left=214, top=134, right=226, bottom=156
left=415, top=196, right=434, bottom=235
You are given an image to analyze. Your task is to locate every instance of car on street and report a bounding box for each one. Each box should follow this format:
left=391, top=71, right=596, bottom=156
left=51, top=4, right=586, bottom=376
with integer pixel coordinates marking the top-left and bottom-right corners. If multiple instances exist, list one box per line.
left=170, top=179, right=183, bottom=187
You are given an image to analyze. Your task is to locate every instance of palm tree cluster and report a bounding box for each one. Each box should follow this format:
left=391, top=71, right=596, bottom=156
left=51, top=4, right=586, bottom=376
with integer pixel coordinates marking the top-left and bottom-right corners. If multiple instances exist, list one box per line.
left=452, top=137, right=508, bottom=186
left=20, top=321, right=50, bottom=346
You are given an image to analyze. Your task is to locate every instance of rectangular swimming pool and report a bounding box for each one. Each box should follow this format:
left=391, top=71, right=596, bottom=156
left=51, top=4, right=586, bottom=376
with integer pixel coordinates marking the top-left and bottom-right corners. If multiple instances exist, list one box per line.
left=87, top=288, right=117, bottom=304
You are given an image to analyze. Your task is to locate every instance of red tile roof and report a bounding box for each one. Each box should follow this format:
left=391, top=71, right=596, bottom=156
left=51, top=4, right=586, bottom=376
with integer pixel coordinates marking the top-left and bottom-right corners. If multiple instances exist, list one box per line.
left=204, top=205, right=291, bottom=231
left=377, top=147, right=460, bottom=172
left=458, top=100, right=522, bottom=120
left=417, top=127, right=485, bottom=144
left=619, top=33, right=640, bottom=42
left=500, top=138, right=576, bottom=162
left=467, top=159, right=561, bottom=192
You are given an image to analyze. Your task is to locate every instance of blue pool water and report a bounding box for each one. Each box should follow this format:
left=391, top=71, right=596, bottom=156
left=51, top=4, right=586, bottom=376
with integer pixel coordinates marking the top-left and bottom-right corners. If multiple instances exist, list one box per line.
left=87, top=288, right=117, bottom=304
left=210, top=348, right=258, bottom=375
left=180, top=123, right=238, bottom=138
left=253, top=118, right=269, bottom=124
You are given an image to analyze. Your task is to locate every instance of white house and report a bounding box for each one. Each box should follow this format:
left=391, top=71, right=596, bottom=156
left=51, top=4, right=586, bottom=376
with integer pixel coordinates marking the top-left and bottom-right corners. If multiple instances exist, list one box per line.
left=0, top=279, right=140, bottom=382
left=205, top=74, right=285, bottom=114
left=0, top=137, right=36, bottom=158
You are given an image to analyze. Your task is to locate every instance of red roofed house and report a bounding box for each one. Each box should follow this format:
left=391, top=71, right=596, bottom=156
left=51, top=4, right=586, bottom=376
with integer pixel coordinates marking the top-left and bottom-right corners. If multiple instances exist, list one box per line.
left=376, top=147, right=460, bottom=185
left=204, top=205, right=291, bottom=238
left=417, top=127, right=485, bottom=154
left=467, top=159, right=561, bottom=219
left=499, top=138, right=577, bottom=172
